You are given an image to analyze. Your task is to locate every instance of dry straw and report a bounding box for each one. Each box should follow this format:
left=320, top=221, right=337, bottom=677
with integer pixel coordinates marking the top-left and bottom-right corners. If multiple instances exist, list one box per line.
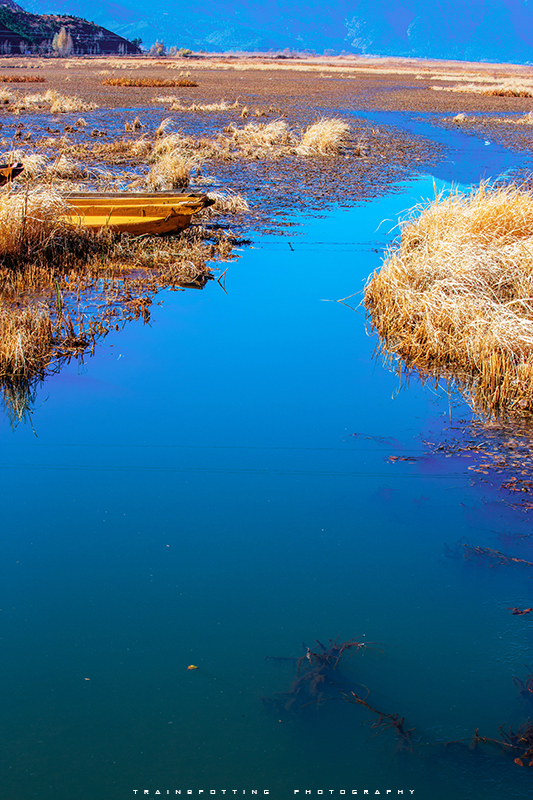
left=0, top=187, right=234, bottom=419
left=0, top=75, right=45, bottom=83
left=0, top=88, right=97, bottom=113
left=102, top=77, right=198, bottom=87
left=364, top=182, right=533, bottom=417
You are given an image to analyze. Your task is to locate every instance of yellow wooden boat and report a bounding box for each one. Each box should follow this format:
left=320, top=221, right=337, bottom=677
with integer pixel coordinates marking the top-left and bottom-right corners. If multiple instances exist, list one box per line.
left=64, top=191, right=214, bottom=235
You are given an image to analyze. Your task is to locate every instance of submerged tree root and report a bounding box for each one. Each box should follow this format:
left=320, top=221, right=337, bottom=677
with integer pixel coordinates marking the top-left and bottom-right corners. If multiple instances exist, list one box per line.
left=263, top=637, right=412, bottom=751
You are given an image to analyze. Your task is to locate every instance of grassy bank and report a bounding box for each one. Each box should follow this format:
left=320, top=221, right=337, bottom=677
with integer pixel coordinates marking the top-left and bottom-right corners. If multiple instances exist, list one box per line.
left=0, top=187, right=237, bottom=424
left=364, top=182, right=533, bottom=417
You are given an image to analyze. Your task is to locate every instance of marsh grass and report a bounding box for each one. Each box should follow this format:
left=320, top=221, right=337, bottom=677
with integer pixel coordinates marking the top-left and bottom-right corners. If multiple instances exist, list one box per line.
left=42, top=115, right=351, bottom=173
left=0, top=188, right=235, bottom=421
left=365, top=183, right=533, bottom=417
left=432, top=78, right=533, bottom=97
left=102, top=77, right=199, bottom=87
left=0, top=75, right=45, bottom=83
left=124, top=116, right=144, bottom=132
left=0, top=88, right=97, bottom=113
left=205, top=191, right=250, bottom=214
left=219, top=117, right=351, bottom=159
left=153, top=97, right=241, bottom=113
left=144, top=152, right=199, bottom=190
left=296, top=117, right=351, bottom=155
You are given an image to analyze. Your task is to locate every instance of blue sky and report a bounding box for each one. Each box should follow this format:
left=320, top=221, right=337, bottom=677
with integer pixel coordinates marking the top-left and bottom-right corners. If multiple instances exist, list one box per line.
left=20, top=0, right=533, bottom=61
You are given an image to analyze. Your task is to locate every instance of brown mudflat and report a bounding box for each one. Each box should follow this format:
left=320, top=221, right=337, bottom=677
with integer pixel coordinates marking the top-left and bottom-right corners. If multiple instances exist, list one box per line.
left=3, top=52, right=533, bottom=115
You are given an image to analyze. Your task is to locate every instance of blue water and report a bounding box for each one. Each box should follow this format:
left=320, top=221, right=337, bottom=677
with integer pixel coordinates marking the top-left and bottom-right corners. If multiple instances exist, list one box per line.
left=0, top=117, right=532, bottom=800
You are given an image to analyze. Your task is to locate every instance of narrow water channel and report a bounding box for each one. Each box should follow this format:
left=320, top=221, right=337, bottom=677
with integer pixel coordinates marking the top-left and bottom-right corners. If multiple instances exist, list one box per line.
left=0, top=119, right=531, bottom=800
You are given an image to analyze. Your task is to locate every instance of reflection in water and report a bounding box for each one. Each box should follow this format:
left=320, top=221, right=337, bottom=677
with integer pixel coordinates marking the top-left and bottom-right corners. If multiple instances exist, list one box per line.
left=0, top=225, right=220, bottom=427
left=0, top=373, right=40, bottom=428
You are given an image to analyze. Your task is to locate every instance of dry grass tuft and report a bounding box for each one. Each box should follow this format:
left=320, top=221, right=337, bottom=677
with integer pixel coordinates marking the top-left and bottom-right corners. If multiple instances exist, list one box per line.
left=144, top=152, right=199, bottom=190
left=205, top=191, right=250, bottom=214
left=0, top=304, right=54, bottom=380
left=227, top=119, right=292, bottom=148
left=102, top=77, right=199, bottom=88
left=365, top=183, right=533, bottom=417
left=296, top=117, right=351, bottom=155
left=153, top=97, right=240, bottom=113
left=48, top=154, right=88, bottom=180
left=0, top=88, right=97, bottom=114
left=0, top=188, right=95, bottom=267
left=487, top=87, right=533, bottom=97
left=155, top=117, right=175, bottom=138
left=498, top=112, right=533, bottom=126
left=124, top=116, right=144, bottom=132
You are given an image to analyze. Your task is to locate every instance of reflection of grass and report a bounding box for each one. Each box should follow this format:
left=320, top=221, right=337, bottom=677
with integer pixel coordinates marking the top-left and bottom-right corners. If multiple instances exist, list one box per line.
left=0, top=188, right=233, bottom=410
left=365, top=183, right=533, bottom=417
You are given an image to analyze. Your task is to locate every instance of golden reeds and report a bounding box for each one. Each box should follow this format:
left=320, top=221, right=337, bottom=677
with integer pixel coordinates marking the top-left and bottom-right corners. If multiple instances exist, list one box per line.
left=0, top=188, right=99, bottom=270
left=0, top=188, right=234, bottom=411
left=144, top=152, right=199, bottom=190
left=0, top=88, right=97, bottom=113
left=205, top=191, right=250, bottom=214
left=102, top=77, right=198, bottom=87
left=124, top=116, right=144, bottom=132
left=0, top=75, right=45, bottom=83
left=35, top=114, right=351, bottom=170
left=153, top=97, right=241, bottom=112
left=296, top=117, right=351, bottom=155
left=432, top=79, right=533, bottom=97
left=365, top=183, right=533, bottom=417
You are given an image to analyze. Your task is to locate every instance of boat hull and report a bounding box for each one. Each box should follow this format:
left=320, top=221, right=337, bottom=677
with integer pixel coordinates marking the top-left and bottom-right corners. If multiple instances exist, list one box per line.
left=63, top=191, right=213, bottom=235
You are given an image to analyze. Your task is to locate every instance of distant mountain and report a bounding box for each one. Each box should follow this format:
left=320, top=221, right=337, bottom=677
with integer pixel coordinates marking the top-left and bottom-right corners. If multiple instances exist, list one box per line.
left=0, top=0, right=140, bottom=53
left=16, top=0, right=533, bottom=62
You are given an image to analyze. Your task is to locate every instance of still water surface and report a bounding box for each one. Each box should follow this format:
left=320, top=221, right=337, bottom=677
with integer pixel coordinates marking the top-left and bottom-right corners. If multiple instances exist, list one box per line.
left=0, top=119, right=531, bottom=800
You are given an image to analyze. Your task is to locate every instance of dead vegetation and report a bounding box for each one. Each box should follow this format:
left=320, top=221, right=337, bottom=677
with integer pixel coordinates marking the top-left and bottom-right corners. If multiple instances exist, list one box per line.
left=0, top=186, right=237, bottom=424
left=0, top=88, right=97, bottom=113
left=153, top=97, right=241, bottom=112
left=102, top=77, right=199, bottom=88
left=365, top=182, right=533, bottom=417
left=0, top=75, right=45, bottom=83
left=143, top=152, right=200, bottom=190
left=431, top=78, right=533, bottom=98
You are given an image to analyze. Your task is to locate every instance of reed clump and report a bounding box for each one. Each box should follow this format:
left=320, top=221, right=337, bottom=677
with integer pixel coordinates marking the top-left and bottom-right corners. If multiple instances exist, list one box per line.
left=295, top=117, right=351, bottom=155
left=205, top=191, right=250, bottom=214
left=144, top=152, right=199, bottom=190
left=0, top=88, right=97, bottom=114
left=0, top=188, right=104, bottom=271
left=364, top=183, right=533, bottom=417
left=0, top=75, right=45, bottom=83
left=102, top=77, right=198, bottom=88
left=432, top=79, right=533, bottom=97
left=49, top=115, right=351, bottom=169
left=153, top=97, right=240, bottom=112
